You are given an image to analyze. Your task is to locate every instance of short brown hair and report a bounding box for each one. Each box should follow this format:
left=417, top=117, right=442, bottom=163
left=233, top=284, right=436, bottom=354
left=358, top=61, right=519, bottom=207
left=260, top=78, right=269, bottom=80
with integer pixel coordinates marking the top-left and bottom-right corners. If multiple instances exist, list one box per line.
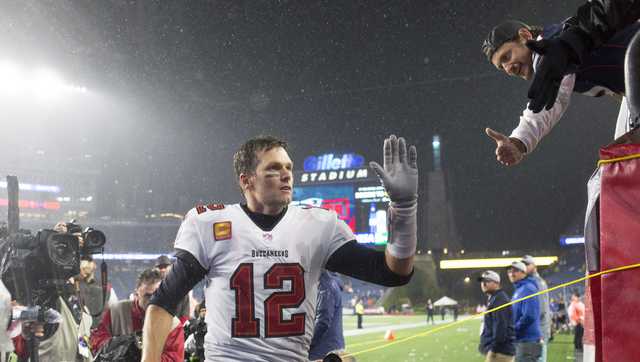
left=482, top=20, right=543, bottom=61
left=136, top=268, right=163, bottom=288
left=233, top=135, right=288, bottom=179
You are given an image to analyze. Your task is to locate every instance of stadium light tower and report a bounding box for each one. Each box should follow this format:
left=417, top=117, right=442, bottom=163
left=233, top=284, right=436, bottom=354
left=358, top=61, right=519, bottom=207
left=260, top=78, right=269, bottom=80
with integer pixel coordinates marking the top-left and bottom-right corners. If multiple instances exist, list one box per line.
left=32, top=68, right=66, bottom=100
left=0, top=60, right=88, bottom=100
left=432, top=135, right=441, bottom=171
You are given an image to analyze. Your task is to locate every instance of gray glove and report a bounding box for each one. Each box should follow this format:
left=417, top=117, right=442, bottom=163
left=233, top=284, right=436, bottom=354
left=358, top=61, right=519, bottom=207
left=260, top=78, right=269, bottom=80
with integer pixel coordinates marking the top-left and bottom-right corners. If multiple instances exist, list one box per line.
left=369, top=135, right=418, bottom=204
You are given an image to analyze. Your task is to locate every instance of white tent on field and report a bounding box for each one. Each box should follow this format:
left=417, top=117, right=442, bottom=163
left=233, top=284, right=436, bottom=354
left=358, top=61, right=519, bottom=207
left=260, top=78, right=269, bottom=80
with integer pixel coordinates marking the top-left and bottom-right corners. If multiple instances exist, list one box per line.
left=433, top=296, right=458, bottom=307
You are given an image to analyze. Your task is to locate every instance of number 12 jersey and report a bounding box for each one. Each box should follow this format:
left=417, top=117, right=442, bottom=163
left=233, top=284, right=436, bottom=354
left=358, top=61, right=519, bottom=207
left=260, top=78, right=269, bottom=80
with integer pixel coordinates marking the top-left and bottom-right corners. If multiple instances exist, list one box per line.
left=175, top=204, right=355, bottom=361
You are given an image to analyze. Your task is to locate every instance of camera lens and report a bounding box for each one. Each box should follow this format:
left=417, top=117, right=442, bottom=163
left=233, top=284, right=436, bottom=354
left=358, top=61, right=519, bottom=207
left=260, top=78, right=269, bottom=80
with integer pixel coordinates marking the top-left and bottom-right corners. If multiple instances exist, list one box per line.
left=83, top=229, right=106, bottom=250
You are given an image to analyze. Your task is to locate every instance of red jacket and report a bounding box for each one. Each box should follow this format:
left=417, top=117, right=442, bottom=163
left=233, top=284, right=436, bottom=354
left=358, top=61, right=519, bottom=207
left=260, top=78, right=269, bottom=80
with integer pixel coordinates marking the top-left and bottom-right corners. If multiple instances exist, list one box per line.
left=12, top=335, right=27, bottom=359
left=90, top=299, right=184, bottom=361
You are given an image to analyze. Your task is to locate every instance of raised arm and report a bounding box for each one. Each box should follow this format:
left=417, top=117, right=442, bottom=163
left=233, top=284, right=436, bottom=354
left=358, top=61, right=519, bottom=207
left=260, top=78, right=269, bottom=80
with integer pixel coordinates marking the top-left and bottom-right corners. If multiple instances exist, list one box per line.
left=369, top=135, right=418, bottom=276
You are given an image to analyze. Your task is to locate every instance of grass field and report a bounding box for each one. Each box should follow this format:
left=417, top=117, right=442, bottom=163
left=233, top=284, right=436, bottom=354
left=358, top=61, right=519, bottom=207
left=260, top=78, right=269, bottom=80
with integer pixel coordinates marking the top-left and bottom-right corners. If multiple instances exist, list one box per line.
left=341, top=315, right=575, bottom=362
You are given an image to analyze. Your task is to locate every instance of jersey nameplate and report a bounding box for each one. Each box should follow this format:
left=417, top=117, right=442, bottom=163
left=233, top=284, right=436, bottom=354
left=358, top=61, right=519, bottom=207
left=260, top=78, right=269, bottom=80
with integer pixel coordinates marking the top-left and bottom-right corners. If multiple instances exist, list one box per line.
left=196, top=203, right=226, bottom=214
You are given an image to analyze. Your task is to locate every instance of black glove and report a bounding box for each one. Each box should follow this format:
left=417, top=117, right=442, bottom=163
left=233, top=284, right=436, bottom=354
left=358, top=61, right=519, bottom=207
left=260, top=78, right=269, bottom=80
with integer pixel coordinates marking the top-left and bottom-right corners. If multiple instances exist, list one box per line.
left=322, top=353, right=342, bottom=362
left=94, top=334, right=141, bottom=362
left=526, top=38, right=577, bottom=113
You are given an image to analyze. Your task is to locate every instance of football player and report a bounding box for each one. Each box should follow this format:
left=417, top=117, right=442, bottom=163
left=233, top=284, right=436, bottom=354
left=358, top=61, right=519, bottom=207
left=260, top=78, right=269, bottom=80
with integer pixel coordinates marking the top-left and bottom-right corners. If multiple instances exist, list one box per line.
left=142, top=134, right=418, bottom=361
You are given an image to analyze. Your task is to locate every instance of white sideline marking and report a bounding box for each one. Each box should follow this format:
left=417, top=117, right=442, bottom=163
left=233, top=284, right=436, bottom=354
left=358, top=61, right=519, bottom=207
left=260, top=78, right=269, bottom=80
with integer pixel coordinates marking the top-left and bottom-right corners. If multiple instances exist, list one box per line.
left=344, top=318, right=460, bottom=337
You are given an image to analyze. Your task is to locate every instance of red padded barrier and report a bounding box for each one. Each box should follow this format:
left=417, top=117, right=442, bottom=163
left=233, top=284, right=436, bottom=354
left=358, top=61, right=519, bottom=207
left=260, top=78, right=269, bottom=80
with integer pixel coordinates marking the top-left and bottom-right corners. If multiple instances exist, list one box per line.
left=599, top=143, right=640, bottom=362
left=584, top=276, right=601, bottom=362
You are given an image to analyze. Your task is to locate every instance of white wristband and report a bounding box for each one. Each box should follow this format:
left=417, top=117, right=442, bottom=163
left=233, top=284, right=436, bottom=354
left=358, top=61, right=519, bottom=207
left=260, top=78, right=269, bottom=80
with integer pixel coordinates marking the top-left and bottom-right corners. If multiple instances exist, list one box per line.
left=386, top=201, right=417, bottom=259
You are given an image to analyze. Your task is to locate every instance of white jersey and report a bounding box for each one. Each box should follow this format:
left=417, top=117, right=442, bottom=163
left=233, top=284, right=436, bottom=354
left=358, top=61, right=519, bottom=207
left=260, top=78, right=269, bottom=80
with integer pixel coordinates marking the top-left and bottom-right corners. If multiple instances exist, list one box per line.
left=175, top=203, right=355, bottom=361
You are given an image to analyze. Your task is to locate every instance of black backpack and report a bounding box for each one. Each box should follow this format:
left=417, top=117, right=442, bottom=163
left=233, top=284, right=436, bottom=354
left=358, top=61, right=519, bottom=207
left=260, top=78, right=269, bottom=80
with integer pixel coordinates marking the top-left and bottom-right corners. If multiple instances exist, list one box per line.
left=93, top=333, right=141, bottom=362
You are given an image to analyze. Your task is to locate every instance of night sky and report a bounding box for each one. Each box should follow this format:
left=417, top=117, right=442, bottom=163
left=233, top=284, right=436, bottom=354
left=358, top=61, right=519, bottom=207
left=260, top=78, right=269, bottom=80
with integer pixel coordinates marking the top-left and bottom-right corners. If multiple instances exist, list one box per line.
left=1, top=1, right=621, bottom=251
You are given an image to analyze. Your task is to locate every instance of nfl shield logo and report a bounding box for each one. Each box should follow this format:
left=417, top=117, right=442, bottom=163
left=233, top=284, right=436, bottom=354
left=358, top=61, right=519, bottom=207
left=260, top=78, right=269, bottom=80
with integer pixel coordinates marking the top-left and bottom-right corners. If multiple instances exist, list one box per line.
left=262, top=233, right=272, bottom=242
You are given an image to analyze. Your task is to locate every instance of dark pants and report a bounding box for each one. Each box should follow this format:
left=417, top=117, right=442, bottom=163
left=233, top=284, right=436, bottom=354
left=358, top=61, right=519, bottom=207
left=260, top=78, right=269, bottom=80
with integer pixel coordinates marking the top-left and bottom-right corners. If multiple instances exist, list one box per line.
left=574, top=324, right=584, bottom=351
left=515, top=342, right=542, bottom=362
left=357, top=314, right=363, bottom=329
left=427, top=313, right=434, bottom=324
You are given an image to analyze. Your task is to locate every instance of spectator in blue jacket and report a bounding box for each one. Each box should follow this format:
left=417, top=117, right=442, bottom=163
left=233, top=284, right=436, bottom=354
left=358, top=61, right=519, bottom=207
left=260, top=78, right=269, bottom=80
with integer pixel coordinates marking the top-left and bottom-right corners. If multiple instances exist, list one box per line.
left=508, top=261, right=542, bottom=362
left=309, top=271, right=345, bottom=361
left=522, top=255, right=551, bottom=362
left=478, top=270, right=515, bottom=362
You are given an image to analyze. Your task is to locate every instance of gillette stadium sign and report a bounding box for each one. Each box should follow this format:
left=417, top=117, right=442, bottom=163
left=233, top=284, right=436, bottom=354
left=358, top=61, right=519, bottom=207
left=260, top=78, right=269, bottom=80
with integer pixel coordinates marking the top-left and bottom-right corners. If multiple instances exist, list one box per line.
left=303, top=153, right=365, bottom=171
left=299, top=152, right=370, bottom=183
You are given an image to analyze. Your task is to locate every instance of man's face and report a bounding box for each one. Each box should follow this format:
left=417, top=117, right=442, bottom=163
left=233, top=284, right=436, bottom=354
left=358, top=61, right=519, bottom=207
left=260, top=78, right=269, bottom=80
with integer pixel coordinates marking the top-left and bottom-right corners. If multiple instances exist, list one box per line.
left=241, top=147, right=293, bottom=209
left=157, top=264, right=171, bottom=278
left=136, top=280, right=161, bottom=311
left=491, top=31, right=534, bottom=80
left=507, top=268, right=525, bottom=283
left=525, top=263, right=535, bottom=274
left=198, top=307, right=207, bottom=319
left=80, top=260, right=96, bottom=279
left=480, top=280, right=498, bottom=293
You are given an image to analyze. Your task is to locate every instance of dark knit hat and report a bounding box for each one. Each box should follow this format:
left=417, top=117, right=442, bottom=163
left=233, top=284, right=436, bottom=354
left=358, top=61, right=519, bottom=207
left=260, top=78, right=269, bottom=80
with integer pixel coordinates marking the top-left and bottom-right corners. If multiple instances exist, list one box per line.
left=482, top=20, right=532, bottom=61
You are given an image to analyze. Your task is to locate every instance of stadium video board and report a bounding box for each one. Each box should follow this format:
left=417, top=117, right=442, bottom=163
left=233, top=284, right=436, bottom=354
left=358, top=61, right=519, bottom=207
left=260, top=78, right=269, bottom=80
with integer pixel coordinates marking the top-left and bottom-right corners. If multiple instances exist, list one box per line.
left=292, top=152, right=389, bottom=245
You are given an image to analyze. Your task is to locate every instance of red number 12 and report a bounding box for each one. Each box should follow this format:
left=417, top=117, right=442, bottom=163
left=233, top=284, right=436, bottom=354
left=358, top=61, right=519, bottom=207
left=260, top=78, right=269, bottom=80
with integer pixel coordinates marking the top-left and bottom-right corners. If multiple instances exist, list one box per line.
left=230, top=263, right=306, bottom=338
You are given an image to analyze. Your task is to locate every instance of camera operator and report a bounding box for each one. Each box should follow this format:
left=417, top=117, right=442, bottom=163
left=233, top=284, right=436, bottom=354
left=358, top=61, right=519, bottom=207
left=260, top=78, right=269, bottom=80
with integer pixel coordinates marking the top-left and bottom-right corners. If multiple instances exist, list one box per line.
left=9, top=221, right=96, bottom=362
left=73, top=256, right=118, bottom=329
left=184, top=301, right=206, bottom=362
left=90, top=268, right=184, bottom=361
left=53, top=221, right=117, bottom=330
left=11, top=288, right=93, bottom=361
